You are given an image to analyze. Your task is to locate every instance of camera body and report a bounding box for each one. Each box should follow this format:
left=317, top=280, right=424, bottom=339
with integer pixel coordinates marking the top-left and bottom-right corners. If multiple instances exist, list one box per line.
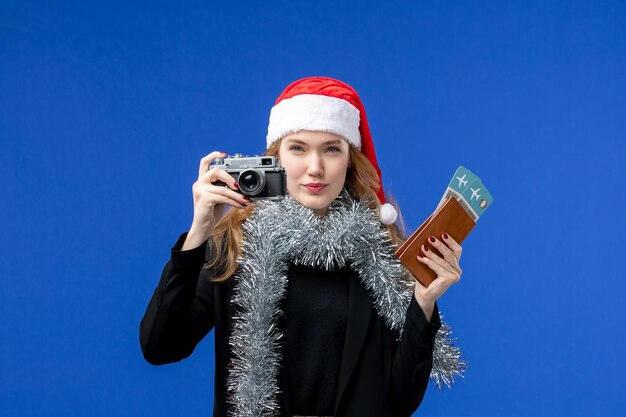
left=212, top=154, right=287, bottom=201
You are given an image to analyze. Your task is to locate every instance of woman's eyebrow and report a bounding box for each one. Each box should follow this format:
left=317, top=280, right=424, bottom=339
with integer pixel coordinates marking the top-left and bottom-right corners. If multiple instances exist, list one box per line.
left=285, top=138, right=343, bottom=145
left=285, top=138, right=306, bottom=145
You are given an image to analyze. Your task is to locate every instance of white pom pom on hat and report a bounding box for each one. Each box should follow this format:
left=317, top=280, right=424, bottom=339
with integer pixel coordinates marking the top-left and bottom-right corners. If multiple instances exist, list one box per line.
left=266, top=76, right=398, bottom=225
left=379, top=201, right=398, bottom=225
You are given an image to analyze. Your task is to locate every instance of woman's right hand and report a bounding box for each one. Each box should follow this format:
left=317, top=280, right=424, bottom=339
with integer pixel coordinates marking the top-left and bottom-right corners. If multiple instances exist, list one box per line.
left=182, top=151, right=249, bottom=250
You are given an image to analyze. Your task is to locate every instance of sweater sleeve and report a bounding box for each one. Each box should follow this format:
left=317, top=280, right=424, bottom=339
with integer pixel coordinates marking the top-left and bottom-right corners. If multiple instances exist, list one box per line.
left=139, top=232, right=218, bottom=365
left=389, top=296, right=441, bottom=415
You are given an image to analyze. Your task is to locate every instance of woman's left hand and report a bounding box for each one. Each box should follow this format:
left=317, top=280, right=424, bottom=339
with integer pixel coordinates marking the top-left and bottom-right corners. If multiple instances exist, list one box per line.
left=413, top=232, right=463, bottom=320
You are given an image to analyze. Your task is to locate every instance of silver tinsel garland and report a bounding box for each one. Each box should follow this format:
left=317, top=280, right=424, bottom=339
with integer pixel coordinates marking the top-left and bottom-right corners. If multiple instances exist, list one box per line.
left=226, top=191, right=465, bottom=416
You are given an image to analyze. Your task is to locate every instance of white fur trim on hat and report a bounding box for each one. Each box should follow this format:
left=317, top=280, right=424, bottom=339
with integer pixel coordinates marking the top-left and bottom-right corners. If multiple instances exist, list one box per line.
left=380, top=203, right=398, bottom=225
left=266, top=94, right=361, bottom=149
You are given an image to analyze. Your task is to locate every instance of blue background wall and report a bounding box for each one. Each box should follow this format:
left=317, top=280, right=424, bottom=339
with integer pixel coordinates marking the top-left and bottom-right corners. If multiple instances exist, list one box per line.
left=2, top=1, right=625, bottom=416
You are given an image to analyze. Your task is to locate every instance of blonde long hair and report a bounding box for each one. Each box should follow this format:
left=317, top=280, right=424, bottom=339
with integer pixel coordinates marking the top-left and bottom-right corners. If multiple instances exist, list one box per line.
left=203, top=140, right=407, bottom=282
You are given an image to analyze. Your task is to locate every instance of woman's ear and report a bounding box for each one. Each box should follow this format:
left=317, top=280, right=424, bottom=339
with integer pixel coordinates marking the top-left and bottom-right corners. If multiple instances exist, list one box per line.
left=347, top=159, right=352, bottom=167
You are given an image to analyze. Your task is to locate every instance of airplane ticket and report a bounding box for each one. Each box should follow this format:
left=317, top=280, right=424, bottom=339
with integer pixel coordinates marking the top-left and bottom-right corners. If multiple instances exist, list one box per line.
left=434, top=166, right=493, bottom=222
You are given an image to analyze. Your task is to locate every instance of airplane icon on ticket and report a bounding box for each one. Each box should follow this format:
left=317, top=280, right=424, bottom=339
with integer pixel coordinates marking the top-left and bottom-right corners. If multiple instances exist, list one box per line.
left=456, top=173, right=468, bottom=188
left=470, top=186, right=481, bottom=201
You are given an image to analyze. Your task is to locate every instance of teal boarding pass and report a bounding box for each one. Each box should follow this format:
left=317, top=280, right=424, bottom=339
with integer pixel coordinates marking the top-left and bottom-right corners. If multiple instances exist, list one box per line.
left=435, top=166, right=493, bottom=222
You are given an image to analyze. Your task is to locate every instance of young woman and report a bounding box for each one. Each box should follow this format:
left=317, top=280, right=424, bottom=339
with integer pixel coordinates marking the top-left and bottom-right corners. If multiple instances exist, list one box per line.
left=140, top=77, right=464, bottom=417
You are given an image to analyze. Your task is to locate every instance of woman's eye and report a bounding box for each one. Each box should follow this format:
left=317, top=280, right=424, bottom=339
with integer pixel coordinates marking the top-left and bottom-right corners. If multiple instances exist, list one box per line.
left=326, top=146, right=340, bottom=153
left=289, top=145, right=303, bottom=151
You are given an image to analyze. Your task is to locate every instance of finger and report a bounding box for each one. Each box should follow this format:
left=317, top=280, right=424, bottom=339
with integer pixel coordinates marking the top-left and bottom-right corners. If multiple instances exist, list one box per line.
left=420, top=244, right=457, bottom=275
left=428, top=235, right=461, bottom=274
left=202, top=167, right=239, bottom=190
left=204, top=183, right=249, bottom=206
left=198, top=184, right=248, bottom=208
left=416, top=256, right=461, bottom=284
left=441, top=232, right=463, bottom=262
left=203, top=191, right=248, bottom=209
left=198, top=151, right=227, bottom=178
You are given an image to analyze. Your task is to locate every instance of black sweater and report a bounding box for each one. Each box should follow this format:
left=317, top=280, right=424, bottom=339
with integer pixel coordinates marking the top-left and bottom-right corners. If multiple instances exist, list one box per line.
left=140, top=233, right=441, bottom=417
left=281, top=263, right=350, bottom=415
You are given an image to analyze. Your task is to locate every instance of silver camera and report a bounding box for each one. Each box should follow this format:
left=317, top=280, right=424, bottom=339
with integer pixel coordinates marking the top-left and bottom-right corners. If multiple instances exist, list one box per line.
left=211, top=154, right=287, bottom=201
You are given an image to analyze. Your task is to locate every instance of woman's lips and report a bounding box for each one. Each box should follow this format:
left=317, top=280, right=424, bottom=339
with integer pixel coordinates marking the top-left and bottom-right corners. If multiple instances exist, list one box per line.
left=303, top=184, right=327, bottom=193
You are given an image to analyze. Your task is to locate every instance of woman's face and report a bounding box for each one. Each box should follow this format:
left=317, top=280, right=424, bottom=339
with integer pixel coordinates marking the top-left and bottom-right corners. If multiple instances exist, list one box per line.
left=278, top=131, right=351, bottom=216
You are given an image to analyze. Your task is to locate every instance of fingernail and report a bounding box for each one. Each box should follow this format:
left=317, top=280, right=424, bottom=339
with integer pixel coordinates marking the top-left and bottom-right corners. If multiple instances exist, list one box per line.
left=423, top=245, right=429, bottom=252
left=233, top=183, right=239, bottom=190
left=429, top=236, right=436, bottom=243
left=243, top=196, right=250, bottom=201
left=443, top=233, right=449, bottom=239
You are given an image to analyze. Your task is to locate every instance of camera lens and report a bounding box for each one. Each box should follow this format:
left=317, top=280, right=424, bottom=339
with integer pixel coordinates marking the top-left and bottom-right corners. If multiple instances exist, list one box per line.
left=240, top=172, right=257, bottom=189
left=237, top=169, right=265, bottom=196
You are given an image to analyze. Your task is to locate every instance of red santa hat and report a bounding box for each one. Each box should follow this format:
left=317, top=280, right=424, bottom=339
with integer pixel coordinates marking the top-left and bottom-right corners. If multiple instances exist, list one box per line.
left=266, top=76, right=398, bottom=225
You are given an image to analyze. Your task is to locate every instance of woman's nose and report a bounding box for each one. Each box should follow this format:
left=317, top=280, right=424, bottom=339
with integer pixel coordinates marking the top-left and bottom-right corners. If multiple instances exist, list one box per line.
left=306, top=153, right=324, bottom=177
